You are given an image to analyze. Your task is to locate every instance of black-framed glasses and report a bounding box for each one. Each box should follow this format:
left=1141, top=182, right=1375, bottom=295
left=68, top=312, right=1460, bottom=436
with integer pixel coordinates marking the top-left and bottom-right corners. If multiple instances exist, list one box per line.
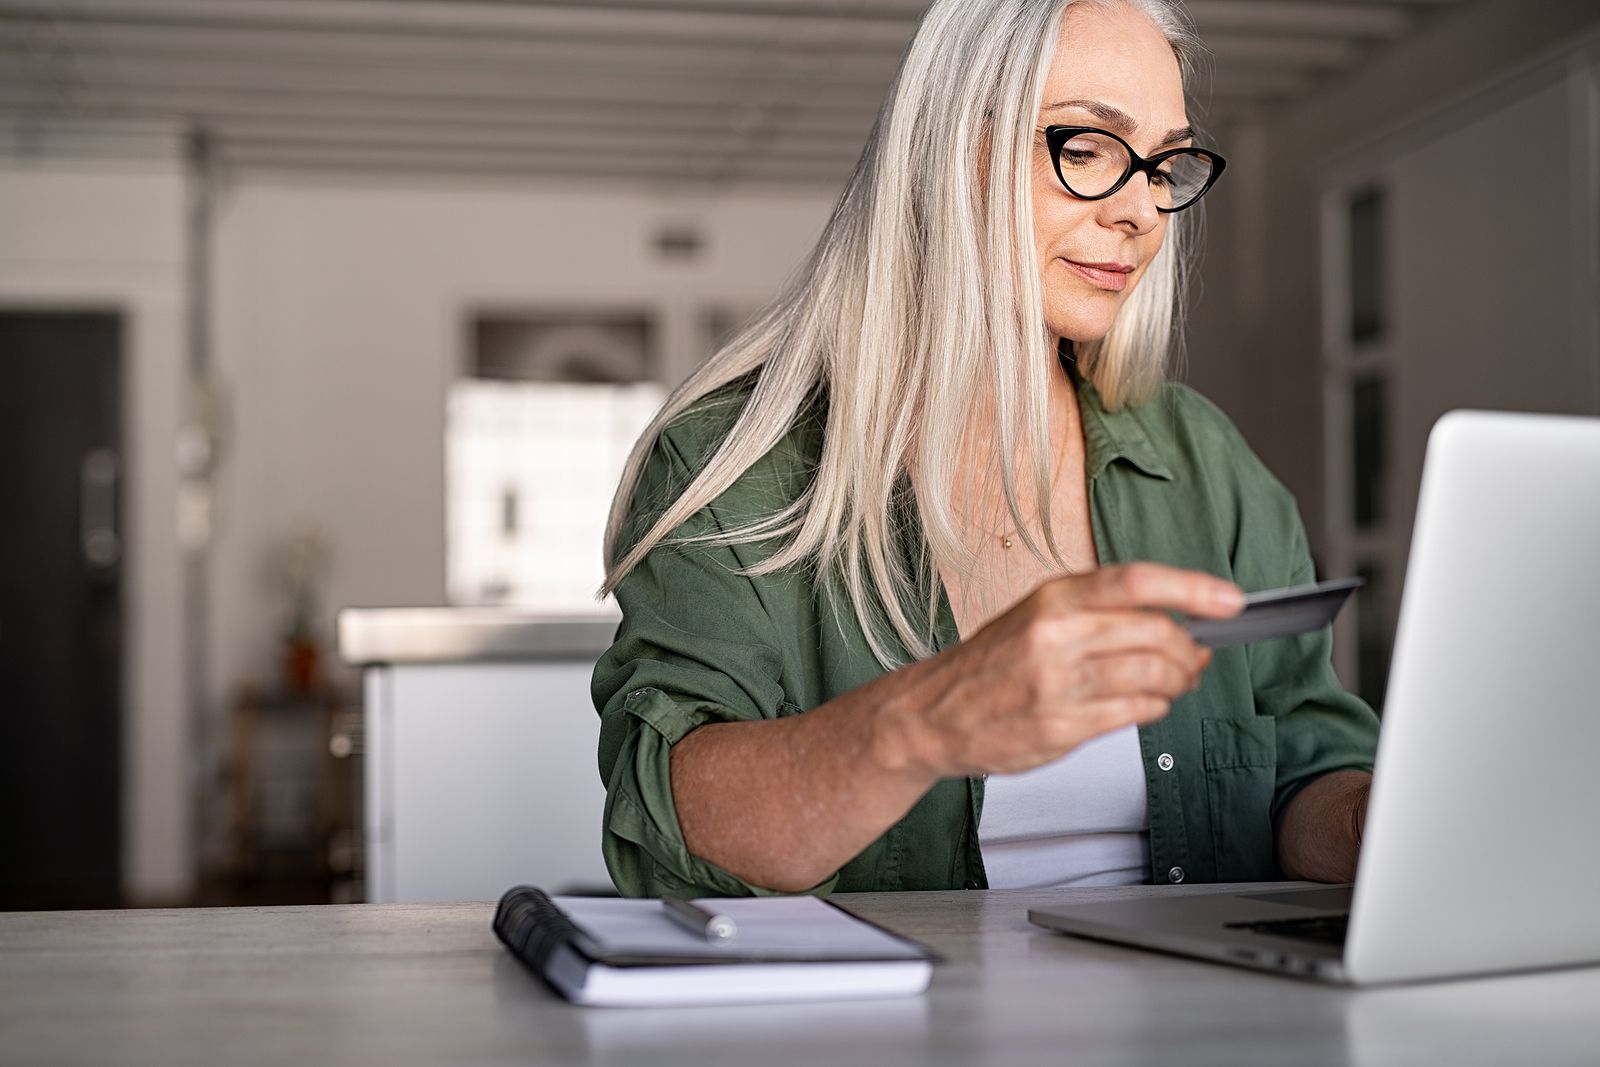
left=1044, top=125, right=1226, bottom=213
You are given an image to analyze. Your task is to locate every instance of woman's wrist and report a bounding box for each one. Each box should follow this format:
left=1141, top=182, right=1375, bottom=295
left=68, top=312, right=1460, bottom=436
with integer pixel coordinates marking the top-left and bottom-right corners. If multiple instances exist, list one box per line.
left=861, top=659, right=947, bottom=785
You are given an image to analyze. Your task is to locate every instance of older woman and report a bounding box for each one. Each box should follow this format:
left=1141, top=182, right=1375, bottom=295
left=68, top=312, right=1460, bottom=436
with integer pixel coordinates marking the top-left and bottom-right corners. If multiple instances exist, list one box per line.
left=592, top=0, right=1378, bottom=897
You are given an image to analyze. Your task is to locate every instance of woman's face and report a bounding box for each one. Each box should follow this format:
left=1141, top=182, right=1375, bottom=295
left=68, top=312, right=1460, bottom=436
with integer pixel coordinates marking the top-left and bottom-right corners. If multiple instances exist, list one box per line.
left=1032, top=2, right=1190, bottom=343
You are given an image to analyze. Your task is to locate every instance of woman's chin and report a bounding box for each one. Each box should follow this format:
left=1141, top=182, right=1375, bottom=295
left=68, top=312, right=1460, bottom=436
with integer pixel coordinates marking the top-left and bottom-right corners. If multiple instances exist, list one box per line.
left=1046, top=295, right=1124, bottom=344
left=1051, top=319, right=1117, bottom=346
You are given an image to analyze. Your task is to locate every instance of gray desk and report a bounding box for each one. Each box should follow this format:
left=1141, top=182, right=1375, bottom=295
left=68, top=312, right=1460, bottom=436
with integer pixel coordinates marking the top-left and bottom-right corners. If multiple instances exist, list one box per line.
left=4, top=885, right=1598, bottom=1067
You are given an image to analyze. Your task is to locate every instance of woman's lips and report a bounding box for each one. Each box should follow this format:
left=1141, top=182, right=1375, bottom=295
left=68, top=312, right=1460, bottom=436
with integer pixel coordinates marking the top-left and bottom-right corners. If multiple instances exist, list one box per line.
left=1064, top=259, right=1133, bottom=292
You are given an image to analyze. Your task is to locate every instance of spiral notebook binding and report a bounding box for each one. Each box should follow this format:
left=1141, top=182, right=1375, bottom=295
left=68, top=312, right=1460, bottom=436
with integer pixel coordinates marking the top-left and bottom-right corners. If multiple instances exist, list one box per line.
left=493, top=885, right=590, bottom=969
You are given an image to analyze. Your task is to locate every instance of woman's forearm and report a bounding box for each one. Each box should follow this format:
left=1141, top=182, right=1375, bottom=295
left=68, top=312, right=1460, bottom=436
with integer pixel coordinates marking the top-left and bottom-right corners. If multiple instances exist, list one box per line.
left=1275, top=769, right=1371, bottom=882
left=668, top=565, right=1239, bottom=893
left=669, top=663, right=943, bottom=893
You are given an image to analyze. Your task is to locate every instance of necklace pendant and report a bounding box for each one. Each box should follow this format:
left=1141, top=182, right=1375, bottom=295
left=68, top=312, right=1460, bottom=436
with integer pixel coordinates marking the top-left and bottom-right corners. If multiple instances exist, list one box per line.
left=1001, top=535, right=1013, bottom=550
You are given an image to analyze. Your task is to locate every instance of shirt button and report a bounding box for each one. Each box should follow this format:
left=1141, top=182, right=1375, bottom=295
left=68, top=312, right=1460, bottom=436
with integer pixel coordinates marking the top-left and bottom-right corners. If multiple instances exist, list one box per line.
left=628, top=689, right=645, bottom=699
left=1167, top=866, right=1186, bottom=884
left=965, top=880, right=981, bottom=891
left=1157, top=752, right=1174, bottom=772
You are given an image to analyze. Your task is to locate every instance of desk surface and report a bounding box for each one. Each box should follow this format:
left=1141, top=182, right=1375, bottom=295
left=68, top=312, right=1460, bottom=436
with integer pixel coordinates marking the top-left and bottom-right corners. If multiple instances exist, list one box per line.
left=4, top=884, right=1598, bottom=1067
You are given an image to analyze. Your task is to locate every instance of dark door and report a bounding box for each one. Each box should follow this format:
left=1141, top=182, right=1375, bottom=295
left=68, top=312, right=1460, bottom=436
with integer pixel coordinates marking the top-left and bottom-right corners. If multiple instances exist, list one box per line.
left=0, top=311, right=124, bottom=908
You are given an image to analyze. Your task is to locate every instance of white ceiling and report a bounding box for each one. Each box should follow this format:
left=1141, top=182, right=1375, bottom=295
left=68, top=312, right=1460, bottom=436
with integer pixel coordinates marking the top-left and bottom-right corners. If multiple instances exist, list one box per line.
left=0, top=0, right=1470, bottom=186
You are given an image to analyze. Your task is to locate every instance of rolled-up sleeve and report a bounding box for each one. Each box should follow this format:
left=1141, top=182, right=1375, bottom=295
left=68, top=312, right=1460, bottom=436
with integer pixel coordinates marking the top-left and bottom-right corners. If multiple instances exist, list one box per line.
left=591, top=422, right=834, bottom=898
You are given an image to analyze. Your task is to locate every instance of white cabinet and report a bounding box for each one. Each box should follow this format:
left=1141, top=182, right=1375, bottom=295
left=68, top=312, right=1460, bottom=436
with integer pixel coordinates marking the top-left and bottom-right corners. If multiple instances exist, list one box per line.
left=343, top=611, right=617, bottom=902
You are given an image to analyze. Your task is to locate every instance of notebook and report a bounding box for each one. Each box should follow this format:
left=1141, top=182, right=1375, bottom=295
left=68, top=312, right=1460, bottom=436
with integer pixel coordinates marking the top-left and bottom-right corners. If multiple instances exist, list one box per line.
left=493, top=886, right=939, bottom=1007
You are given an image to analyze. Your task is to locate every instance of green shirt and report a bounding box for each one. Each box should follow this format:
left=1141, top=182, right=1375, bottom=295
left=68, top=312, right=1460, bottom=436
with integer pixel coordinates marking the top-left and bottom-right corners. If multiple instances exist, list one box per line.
left=592, top=364, right=1380, bottom=897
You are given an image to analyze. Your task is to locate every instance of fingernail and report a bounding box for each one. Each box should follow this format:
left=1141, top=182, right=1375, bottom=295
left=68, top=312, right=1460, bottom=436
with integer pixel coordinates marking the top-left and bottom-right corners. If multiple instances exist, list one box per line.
left=1213, top=585, right=1245, bottom=608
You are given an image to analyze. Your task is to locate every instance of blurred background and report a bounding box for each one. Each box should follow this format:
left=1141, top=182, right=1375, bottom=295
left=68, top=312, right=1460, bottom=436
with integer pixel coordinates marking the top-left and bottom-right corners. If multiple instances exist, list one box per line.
left=2, top=0, right=1596, bottom=910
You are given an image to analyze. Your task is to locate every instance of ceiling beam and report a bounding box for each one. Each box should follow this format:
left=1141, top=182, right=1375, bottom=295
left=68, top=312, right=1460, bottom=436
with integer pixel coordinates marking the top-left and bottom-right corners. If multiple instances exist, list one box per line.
left=418, top=0, right=928, bottom=15
left=0, top=0, right=1464, bottom=186
left=1202, top=32, right=1368, bottom=68
left=218, top=143, right=855, bottom=184
left=0, top=89, right=878, bottom=140
left=0, top=51, right=1319, bottom=116
left=0, top=1, right=918, bottom=48
left=0, top=53, right=894, bottom=110
left=221, top=131, right=856, bottom=166
left=1187, top=1, right=1415, bottom=38
left=0, top=19, right=908, bottom=77
left=215, top=120, right=864, bottom=158
left=0, top=99, right=871, bottom=144
left=1, top=25, right=1371, bottom=89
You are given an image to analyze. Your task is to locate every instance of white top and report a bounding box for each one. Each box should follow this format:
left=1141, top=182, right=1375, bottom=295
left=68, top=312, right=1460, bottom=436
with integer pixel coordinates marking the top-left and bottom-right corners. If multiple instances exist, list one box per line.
left=977, top=725, right=1150, bottom=889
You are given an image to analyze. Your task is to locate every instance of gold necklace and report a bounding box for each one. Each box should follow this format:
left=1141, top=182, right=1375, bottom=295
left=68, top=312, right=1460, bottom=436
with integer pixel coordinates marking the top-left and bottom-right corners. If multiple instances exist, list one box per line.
left=968, top=364, right=1080, bottom=550
left=974, top=453, right=1069, bottom=550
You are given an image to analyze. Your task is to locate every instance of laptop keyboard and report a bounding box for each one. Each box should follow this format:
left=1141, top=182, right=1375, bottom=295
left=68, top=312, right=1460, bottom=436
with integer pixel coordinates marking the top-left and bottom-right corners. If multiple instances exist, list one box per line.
left=1224, top=913, right=1349, bottom=946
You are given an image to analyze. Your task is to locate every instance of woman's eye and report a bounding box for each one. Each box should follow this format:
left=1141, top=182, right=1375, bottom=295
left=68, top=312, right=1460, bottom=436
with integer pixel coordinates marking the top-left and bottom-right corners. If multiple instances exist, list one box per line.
left=1061, top=148, right=1099, bottom=165
left=1151, top=169, right=1174, bottom=187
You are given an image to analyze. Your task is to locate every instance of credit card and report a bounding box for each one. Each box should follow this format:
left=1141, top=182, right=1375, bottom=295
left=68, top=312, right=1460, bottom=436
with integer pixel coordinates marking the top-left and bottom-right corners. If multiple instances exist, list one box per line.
left=1181, top=576, right=1365, bottom=649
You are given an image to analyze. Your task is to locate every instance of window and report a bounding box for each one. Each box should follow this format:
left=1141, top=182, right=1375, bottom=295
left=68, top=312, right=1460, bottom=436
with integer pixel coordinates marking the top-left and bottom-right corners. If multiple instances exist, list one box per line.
left=447, top=313, right=664, bottom=612
left=1323, top=178, right=1396, bottom=702
left=1354, top=561, right=1391, bottom=713
left=1350, top=372, right=1388, bottom=530
left=1347, top=187, right=1386, bottom=345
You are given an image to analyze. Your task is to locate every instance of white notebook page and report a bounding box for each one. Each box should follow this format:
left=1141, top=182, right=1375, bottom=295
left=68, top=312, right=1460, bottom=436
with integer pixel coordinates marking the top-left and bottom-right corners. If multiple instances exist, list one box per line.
left=554, top=895, right=926, bottom=961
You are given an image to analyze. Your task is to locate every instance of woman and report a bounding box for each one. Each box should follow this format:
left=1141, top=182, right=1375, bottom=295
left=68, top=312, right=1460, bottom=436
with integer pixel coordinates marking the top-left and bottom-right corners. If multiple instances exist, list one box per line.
left=593, top=0, right=1379, bottom=897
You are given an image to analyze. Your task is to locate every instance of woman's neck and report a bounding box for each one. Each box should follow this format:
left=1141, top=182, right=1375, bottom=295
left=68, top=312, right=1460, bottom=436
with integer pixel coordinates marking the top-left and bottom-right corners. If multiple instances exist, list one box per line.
left=942, top=355, right=1080, bottom=519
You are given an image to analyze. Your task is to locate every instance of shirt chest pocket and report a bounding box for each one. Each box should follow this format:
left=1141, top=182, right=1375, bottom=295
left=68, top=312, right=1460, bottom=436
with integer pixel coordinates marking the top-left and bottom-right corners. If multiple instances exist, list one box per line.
left=1201, top=717, right=1278, bottom=882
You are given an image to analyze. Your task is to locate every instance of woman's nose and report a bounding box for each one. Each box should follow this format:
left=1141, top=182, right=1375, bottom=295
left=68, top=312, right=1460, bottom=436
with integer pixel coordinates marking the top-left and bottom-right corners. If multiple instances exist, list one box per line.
left=1100, top=172, right=1162, bottom=234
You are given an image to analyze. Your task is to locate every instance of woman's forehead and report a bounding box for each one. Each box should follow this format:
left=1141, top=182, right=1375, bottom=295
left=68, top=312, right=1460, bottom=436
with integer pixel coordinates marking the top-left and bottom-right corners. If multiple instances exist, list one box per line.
left=1043, top=3, right=1187, bottom=135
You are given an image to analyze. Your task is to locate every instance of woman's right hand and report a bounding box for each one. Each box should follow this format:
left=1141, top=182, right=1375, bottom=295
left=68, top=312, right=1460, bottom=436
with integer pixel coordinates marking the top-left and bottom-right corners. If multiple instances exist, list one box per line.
left=873, top=562, right=1245, bottom=780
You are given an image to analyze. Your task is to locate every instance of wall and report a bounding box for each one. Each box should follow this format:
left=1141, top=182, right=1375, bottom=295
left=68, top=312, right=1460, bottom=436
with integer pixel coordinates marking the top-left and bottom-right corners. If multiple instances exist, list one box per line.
left=1184, top=0, right=1600, bottom=561
left=207, top=177, right=836, bottom=862
left=0, top=155, right=837, bottom=891
left=0, top=161, right=192, bottom=902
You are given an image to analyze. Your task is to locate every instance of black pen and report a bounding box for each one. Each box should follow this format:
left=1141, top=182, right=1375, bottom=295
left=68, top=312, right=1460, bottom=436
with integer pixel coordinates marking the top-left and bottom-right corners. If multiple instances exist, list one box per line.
left=662, top=897, right=738, bottom=943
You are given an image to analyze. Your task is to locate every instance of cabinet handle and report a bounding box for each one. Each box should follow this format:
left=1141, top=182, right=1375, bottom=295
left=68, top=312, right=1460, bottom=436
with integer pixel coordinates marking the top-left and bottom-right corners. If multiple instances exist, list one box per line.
left=80, top=448, right=121, bottom=570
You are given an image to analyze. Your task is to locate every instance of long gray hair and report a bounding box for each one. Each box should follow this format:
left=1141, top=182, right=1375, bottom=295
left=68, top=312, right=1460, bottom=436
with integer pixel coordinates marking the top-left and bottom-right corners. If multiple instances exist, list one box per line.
left=602, top=0, right=1209, bottom=667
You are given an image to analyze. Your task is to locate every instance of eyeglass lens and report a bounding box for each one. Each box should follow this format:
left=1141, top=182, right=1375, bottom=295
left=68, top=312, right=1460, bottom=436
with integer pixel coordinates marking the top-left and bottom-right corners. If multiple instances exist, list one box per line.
left=1055, top=130, right=1213, bottom=210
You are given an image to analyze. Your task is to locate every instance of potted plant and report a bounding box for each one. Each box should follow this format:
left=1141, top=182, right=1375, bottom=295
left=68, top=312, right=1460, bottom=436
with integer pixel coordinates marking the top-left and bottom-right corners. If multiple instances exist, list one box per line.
left=269, top=524, right=332, bottom=696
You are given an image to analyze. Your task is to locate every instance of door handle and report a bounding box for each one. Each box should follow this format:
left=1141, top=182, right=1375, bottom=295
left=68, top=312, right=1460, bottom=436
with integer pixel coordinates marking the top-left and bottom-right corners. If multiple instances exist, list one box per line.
left=80, top=448, right=121, bottom=570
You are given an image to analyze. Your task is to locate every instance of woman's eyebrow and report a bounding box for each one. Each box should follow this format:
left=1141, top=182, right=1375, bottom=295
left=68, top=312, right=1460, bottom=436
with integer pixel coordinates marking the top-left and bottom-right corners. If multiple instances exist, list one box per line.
left=1043, top=98, right=1193, bottom=147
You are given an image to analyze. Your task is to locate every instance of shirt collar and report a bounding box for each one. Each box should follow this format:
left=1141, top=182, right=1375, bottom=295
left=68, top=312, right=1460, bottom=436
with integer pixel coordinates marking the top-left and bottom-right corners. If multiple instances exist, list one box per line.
left=1066, top=355, right=1175, bottom=483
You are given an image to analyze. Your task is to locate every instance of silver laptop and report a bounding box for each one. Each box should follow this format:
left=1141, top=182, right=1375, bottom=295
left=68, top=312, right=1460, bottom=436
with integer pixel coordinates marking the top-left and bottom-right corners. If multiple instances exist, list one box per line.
left=1030, top=410, right=1600, bottom=985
